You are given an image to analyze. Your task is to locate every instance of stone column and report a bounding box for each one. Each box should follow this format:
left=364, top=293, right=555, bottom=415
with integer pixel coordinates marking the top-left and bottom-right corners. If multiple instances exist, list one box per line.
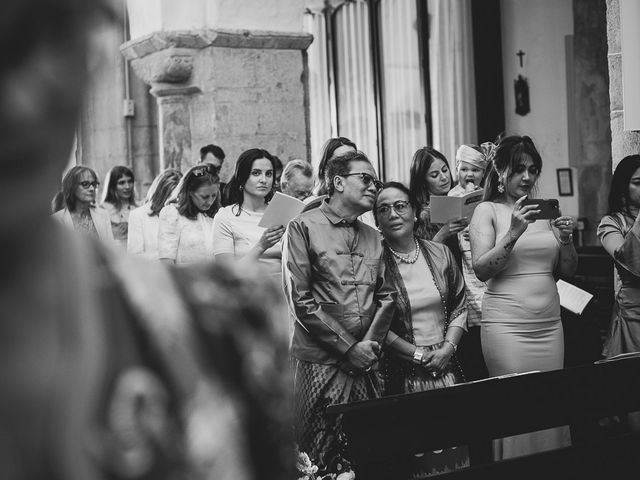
left=607, top=0, right=640, bottom=169
left=120, top=43, right=202, bottom=171
left=572, top=0, right=611, bottom=245
left=121, top=29, right=313, bottom=178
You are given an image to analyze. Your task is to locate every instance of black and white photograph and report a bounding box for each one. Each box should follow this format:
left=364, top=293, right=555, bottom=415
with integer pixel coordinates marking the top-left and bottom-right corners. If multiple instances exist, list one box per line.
left=1, top=0, right=640, bottom=479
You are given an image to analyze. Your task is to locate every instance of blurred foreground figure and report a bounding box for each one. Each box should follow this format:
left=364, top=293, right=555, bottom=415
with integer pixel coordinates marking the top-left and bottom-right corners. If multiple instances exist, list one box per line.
left=0, top=1, right=292, bottom=479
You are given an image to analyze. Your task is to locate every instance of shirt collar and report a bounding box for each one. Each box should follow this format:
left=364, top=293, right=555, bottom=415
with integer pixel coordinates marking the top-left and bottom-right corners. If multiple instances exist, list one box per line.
left=319, top=198, right=358, bottom=226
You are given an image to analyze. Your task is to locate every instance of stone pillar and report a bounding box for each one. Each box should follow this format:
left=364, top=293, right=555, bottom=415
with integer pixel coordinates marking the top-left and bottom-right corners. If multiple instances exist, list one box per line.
left=121, top=29, right=312, bottom=179
left=607, top=0, right=640, bottom=169
left=572, top=0, right=611, bottom=245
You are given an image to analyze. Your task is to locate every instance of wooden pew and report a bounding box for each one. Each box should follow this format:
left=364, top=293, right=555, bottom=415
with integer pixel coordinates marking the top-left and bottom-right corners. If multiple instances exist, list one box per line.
left=327, top=355, right=640, bottom=479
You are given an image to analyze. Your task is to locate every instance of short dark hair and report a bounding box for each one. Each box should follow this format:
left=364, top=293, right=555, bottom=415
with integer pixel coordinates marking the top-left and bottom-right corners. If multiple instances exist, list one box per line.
left=174, top=165, right=221, bottom=220
left=409, top=146, right=452, bottom=206
left=325, top=150, right=371, bottom=197
left=225, top=148, right=277, bottom=214
left=373, top=181, right=419, bottom=230
left=609, top=154, right=640, bottom=216
left=316, top=137, right=357, bottom=195
left=200, top=144, right=226, bottom=162
left=146, top=169, right=182, bottom=216
left=101, top=165, right=136, bottom=208
left=61, top=165, right=99, bottom=212
left=484, top=135, right=543, bottom=201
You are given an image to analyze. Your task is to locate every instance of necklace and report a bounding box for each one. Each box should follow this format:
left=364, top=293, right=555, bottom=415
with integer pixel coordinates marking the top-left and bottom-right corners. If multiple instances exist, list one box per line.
left=388, top=237, right=420, bottom=264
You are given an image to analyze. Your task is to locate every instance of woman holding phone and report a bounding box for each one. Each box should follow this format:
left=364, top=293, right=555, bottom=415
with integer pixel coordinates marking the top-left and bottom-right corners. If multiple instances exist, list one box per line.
left=598, top=155, right=640, bottom=358
left=469, top=135, right=577, bottom=460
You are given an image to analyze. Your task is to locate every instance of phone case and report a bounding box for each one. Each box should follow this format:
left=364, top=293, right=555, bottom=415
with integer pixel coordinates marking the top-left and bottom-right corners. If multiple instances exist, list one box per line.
left=522, top=199, right=560, bottom=220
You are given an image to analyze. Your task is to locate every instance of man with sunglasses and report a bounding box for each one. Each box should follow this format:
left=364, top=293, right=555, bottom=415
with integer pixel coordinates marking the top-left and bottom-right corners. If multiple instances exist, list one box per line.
left=283, top=150, right=396, bottom=473
left=200, top=144, right=228, bottom=204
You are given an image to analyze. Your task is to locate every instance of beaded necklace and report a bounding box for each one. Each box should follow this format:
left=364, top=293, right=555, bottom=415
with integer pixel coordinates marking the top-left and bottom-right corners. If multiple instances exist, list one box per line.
left=388, top=237, right=420, bottom=264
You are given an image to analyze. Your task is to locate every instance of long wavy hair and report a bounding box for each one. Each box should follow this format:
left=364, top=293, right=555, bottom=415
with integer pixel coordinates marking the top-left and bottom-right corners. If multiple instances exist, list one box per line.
left=101, top=165, right=137, bottom=208
left=409, top=146, right=453, bottom=206
left=483, top=135, right=542, bottom=201
left=169, top=165, right=221, bottom=220
left=146, top=169, right=182, bottom=216
left=608, top=154, right=640, bottom=216
left=224, top=148, right=277, bottom=215
left=61, top=165, right=99, bottom=212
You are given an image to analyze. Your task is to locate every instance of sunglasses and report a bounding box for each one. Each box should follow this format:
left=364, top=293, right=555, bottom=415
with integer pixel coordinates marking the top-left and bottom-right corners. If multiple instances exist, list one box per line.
left=342, top=172, right=384, bottom=191
left=376, top=200, right=411, bottom=217
left=192, top=165, right=215, bottom=177
left=79, top=180, right=100, bottom=189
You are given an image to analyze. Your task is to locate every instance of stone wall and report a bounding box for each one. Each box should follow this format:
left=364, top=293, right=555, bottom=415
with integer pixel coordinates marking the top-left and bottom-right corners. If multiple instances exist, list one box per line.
left=78, top=20, right=159, bottom=198
left=607, top=0, right=640, bottom=168
left=122, top=30, right=312, bottom=183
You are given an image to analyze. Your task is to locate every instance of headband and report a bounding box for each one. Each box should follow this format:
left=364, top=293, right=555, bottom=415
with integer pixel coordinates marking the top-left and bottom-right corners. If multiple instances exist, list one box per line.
left=455, top=144, right=490, bottom=171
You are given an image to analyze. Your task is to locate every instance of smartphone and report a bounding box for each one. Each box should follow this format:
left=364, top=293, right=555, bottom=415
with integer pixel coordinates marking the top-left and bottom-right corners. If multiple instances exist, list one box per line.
left=521, top=198, right=560, bottom=220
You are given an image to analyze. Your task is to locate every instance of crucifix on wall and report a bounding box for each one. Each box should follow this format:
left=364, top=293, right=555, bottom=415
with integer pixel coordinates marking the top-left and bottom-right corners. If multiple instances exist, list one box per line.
left=514, top=50, right=530, bottom=116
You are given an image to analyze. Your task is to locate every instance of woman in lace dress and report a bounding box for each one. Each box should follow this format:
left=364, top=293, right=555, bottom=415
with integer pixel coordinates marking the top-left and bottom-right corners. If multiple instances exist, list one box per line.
left=158, top=164, right=221, bottom=264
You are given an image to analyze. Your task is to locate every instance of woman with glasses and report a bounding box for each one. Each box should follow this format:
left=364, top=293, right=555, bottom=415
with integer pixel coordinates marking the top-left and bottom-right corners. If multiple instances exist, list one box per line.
left=158, top=164, right=221, bottom=264
left=409, top=147, right=468, bottom=261
left=100, top=165, right=137, bottom=248
left=374, top=181, right=469, bottom=476
left=213, top=148, right=284, bottom=276
left=469, top=135, right=576, bottom=459
left=52, top=165, right=114, bottom=242
left=128, top=168, right=182, bottom=259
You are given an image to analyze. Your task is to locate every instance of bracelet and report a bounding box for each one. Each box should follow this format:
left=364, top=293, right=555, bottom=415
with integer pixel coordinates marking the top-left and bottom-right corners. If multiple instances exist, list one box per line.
left=444, top=339, right=457, bottom=353
left=559, top=233, right=573, bottom=245
left=412, top=348, right=424, bottom=364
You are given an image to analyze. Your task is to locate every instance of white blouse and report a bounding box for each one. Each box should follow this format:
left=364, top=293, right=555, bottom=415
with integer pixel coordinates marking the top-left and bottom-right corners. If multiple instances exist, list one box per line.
left=212, top=204, right=282, bottom=275
left=158, top=204, right=215, bottom=264
left=127, top=204, right=161, bottom=259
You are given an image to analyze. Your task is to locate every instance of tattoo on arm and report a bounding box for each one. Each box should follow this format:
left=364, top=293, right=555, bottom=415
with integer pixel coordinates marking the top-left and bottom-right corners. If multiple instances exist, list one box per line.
left=503, top=237, right=517, bottom=252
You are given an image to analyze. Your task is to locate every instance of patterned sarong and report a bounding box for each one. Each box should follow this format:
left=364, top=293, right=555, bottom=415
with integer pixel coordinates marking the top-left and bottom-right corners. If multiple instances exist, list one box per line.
left=293, top=359, right=381, bottom=473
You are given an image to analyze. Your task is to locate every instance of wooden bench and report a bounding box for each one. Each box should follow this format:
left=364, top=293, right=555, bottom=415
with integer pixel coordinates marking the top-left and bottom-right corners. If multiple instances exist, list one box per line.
left=327, top=355, right=640, bottom=479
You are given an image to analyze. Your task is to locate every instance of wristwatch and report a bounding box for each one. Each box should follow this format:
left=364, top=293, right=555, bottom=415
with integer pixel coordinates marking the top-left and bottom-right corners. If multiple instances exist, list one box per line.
left=412, top=348, right=424, bottom=364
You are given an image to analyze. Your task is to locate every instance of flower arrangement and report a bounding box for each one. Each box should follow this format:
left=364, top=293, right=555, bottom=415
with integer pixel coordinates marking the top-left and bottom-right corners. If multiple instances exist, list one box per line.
left=296, top=447, right=355, bottom=480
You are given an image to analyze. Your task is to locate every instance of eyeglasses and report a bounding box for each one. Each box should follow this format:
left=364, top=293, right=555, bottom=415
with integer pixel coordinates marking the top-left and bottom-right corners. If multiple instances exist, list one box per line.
left=79, top=180, right=100, bottom=189
left=376, top=200, right=411, bottom=217
left=342, top=172, right=383, bottom=191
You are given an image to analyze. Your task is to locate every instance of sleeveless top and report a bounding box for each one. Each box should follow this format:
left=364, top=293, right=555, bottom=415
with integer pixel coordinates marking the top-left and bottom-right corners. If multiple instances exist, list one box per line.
left=482, top=202, right=560, bottom=323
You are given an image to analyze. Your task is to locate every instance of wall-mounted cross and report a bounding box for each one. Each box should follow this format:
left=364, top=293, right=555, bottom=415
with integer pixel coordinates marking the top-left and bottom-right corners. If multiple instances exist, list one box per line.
left=516, top=50, right=525, bottom=68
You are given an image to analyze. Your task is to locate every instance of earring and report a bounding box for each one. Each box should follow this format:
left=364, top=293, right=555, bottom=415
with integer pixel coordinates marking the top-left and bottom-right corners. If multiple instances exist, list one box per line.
left=414, top=217, right=418, bottom=222
left=239, top=185, right=244, bottom=191
left=497, top=177, right=505, bottom=193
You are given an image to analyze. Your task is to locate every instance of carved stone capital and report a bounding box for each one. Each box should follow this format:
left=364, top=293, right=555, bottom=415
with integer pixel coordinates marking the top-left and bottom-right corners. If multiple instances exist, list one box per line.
left=122, top=29, right=313, bottom=96
left=121, top=29, right=314, bottom=63
left=125, top=47, right=195, bottom=88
